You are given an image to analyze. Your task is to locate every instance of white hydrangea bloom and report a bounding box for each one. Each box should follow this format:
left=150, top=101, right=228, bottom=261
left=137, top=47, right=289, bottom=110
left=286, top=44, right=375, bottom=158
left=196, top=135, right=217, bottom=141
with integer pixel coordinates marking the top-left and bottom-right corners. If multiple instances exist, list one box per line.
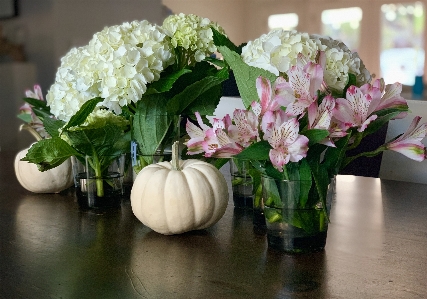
left=162, top=13, right=225, bottom=64
left=310, top=34, right=371, bottom=90
left=242, top=29, right=325, bottom=76
left=46, top=20, right=175, bottom=122
left=242, top=29, right=371, bottom=92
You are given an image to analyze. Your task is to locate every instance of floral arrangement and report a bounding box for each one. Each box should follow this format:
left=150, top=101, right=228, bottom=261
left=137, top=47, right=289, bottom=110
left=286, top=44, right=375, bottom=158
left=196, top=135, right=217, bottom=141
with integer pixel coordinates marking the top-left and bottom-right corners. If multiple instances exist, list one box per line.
left=21, top=13, right=230, bottom=179
left=186, top=29, right=427, bottom=228
left=18, top=85, right=51, bottom=141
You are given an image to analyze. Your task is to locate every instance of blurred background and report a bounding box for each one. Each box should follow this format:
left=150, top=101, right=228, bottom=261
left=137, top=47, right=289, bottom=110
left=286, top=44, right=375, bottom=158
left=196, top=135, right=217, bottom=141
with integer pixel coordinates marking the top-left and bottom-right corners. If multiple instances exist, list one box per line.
left=0, top=0, right=426, bottom=153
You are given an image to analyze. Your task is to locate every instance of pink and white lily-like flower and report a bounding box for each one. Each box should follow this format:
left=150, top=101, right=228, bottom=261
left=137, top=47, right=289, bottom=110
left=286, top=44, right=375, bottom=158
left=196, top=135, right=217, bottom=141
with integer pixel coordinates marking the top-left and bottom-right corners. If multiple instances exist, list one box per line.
left=252, top=76, right=291, bottom=117
left=333, top=85, right=378, bottom=133
left=364, top=79, right=408, bottom=119
left=227, top=109, right=259, bottom=147
left=284, top=54, right=324, bottom=117
left=186, top=112, right=216, bottom=155
left=385, top=116, right=427, bottom=162
left=263, top=117, right=309, bottom=171
left=19, top=85, right=50, bottom=139
left=186, top=112, right=246, bottom=158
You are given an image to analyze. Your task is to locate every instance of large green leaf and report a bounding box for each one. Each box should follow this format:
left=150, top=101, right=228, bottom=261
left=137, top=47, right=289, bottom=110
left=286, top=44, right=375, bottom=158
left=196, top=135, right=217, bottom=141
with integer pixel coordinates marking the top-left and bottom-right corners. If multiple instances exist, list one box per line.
left=211, top=27, right=240, bottom=53
left=235, top=140, right=271, bottom=160
left=133, top=95, right=174, bottom=155
left=147, top=68, right=192, bottom=94
left=21, top=138, right=79, bottom=171
left=166, top=67, right=228, bottom=115
left=182, top=83, right=222, bottom=116
left=62, top=97, right=103, bottom=130
left=218, top=46, right=276, bottom=108
left=43, top=117, right=65, bottom=138
left=302, top=129, right=329, bottom=146
left=64, top=124, right=123, bottom=157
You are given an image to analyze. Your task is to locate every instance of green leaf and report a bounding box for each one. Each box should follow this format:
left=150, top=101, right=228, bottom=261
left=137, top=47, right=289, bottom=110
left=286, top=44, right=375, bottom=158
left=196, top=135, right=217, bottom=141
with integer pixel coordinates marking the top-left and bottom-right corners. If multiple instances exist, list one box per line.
left=298, top=159, right=312, bottom=207
left=133, top=95, right=175, bottom=155
left=218, top=46, right=276, bottom=108
left=323, top=133, right=352, bottom=176
left=63, top=97, right=103, bottom=130
left=363, top=111, right=400, bottom=136
left=302, top=129, right=329, bottom=146
left=212, top=158, right=229, bottom=170
left=22, top=97, right=49, bottom=111
left=147, top=68, right=192, bottom=94
left=17, top=114, right=32, bottom=123
left=43, top=117, right=65, bottom=138
left=204, top=56, right=228, bottom=68
left=235, top=140, right=271, bottom=160
left=22, top=97, right=53, bottom=121
left=21, top=138, right=79, bottom=171
left=211, top=27, right=240, bottom=54
left=64, top=124, right=123, bottom=157
left=182, top=83, right=222, bottom=116
left=309, top=162, right=330, bottom=217
left=166, top=68, right=228, bottom=115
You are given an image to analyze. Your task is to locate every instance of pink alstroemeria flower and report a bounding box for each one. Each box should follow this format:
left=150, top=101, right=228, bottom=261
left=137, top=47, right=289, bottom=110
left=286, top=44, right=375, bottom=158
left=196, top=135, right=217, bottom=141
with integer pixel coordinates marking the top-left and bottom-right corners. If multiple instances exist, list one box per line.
left=186, top=112, right=216, bottom=155
left=334, top=85, right=378, bottom=132
left=25, top=84, right=44, bottom=100
left=252, top=76, right=291, bottom=117
left=364, top=79, right=408, bottom=119
left=186, top=112, right=244, bottom=158
left=385, top=116, right=427, bottom=162
left=227, top=109, right=259, bottom=147
left=263, top=117, right=309, bottom=171
left=308, top=95, right=337, bottom=147
left=285, top=55, right=324, bottom=116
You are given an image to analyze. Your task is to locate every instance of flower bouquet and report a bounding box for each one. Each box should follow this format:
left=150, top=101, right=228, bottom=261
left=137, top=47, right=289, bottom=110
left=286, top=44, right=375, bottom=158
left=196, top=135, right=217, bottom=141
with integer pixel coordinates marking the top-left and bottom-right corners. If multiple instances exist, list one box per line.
left=20, top=13, right=235, bottom=207
left=185, top=29, right=427, bottom=252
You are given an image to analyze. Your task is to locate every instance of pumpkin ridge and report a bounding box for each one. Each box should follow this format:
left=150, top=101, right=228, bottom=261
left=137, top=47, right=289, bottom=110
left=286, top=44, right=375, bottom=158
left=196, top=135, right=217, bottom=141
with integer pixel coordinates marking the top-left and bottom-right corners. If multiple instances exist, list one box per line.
left=185, top=165, right=221, bottom=228
left=184, top=167, right=214, bottom=228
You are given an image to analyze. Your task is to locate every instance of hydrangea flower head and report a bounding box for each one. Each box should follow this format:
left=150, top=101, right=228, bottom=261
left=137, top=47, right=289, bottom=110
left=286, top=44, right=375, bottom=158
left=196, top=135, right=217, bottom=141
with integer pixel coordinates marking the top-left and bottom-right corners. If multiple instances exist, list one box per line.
left=46, top=20, right=175, bottom=122
left=242, top=29, right=371, bottom=92
left=162, top=13, right=226, bottom=64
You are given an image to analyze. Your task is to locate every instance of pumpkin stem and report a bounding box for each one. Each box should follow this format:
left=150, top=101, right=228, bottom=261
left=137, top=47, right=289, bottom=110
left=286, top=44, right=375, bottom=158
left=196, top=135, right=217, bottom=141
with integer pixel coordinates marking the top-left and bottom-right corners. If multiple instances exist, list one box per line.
left=172, top=141, right=181, bottom=170
left=20, top=124, right=43, bottom=141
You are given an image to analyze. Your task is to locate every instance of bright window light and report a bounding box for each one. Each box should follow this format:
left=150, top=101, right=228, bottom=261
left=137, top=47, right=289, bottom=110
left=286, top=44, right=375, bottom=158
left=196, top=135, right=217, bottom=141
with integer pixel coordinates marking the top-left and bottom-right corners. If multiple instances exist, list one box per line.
left=321, top=7, right=362, bottom=51
left=268, top=13, right=298, bottom=30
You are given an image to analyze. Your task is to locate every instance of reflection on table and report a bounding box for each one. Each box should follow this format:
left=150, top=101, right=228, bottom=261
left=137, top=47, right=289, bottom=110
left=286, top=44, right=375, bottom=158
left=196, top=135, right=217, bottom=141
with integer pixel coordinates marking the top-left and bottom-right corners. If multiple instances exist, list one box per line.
left=1, top=151, right=427, bottom=298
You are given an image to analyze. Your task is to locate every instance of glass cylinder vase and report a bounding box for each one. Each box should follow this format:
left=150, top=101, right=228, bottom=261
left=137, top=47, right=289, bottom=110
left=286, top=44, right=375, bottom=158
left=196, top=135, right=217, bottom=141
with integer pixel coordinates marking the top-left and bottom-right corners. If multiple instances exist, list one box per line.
left=71, top=154, right=125, bottom=210
left=230, top=158, right=254, bottom=209
left=261, top=176, right=333, bottom=253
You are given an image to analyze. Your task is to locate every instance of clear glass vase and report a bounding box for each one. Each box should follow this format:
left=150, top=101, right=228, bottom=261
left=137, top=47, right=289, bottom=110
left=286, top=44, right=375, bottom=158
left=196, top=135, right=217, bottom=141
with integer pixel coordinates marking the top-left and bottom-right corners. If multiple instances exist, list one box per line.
left=71, top=154, right=125, bottom=210
left=230, top=158, right=254, bottom=209
left=261, top=176, right=333, bottom=253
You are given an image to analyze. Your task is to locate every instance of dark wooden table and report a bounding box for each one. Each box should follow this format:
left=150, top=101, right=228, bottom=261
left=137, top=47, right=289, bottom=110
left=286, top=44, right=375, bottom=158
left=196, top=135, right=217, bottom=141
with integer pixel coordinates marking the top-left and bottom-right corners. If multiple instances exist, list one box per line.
left=1, top=150, right=427, bottom=299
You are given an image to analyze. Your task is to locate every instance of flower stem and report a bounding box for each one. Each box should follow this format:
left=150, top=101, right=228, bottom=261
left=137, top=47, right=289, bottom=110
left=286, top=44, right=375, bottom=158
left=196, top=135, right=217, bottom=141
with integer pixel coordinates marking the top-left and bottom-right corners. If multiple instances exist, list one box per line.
left=19, top=124, right=42, bottom=141
left=171, top=141, right=181, bottom=170
left=91, top=153, right=104, bottom=197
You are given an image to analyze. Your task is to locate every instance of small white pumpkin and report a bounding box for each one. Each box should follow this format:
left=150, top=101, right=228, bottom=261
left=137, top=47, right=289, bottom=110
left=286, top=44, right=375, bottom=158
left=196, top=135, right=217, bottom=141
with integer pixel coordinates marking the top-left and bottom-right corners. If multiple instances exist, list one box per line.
left=14, top=146, right=75, bottom=193
left=131, top=142, right=229, bottom=235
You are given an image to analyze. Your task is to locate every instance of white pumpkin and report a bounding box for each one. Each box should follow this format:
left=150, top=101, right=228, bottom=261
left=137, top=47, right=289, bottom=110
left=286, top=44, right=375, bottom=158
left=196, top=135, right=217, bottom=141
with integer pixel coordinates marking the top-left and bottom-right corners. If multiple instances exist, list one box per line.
left=131, top=142, right=229, bottom=235
left=14, top=147, right=74, bottom=193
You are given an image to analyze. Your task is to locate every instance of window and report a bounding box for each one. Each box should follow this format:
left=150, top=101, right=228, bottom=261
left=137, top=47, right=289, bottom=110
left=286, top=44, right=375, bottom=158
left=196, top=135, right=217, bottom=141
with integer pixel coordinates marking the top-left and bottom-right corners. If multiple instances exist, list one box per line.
left=380, top=2, right=425, bottom=86
left=268, top=13, right=298, bottom=31
left=321, top=7, right=362, bottom=51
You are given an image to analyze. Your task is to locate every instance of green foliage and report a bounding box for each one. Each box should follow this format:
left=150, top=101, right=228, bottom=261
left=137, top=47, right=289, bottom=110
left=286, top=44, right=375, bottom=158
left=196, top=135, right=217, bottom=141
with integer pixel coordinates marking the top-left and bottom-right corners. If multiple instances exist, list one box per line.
left=218, top=46, right=276, bottom=108
left=22, top=97, right=130, bottom=173
left=21, top=138, right=79, bottom=171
